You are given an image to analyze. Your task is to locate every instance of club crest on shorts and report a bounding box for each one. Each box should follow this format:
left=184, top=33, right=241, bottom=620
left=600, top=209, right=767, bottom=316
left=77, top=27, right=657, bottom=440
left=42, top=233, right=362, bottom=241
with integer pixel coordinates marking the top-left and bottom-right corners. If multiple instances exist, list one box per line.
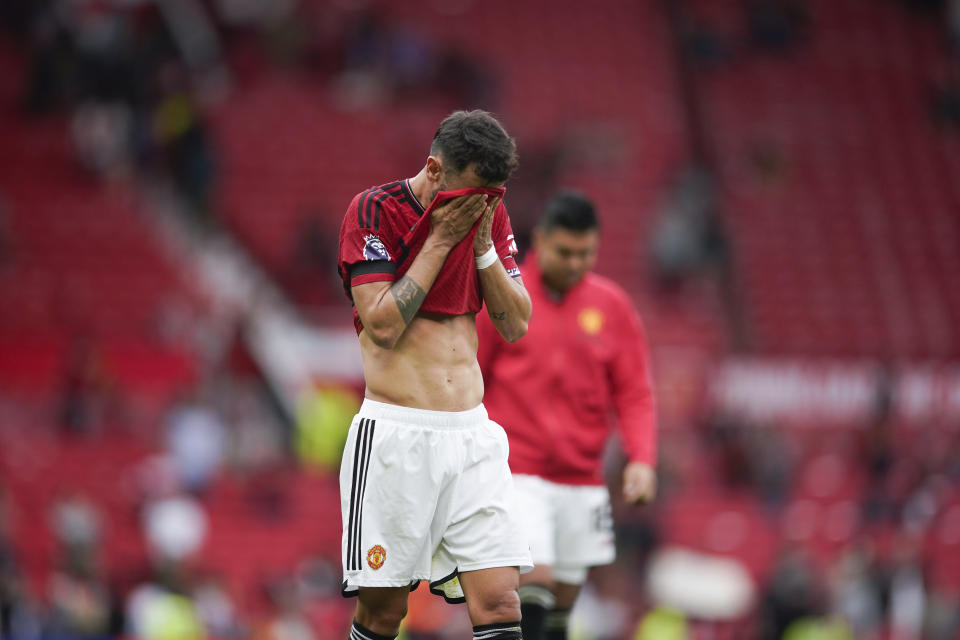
left=367, top=545, right=386, bottom=570
left=363, top=234, right=391, bottom=261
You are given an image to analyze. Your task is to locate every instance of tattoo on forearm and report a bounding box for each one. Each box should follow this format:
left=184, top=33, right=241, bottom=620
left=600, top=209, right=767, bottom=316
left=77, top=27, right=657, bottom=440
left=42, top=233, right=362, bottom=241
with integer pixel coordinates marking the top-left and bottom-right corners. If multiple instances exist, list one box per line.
left=491, top=311, right=506, bottom=321
left=391, top=276, right=426, bottom=324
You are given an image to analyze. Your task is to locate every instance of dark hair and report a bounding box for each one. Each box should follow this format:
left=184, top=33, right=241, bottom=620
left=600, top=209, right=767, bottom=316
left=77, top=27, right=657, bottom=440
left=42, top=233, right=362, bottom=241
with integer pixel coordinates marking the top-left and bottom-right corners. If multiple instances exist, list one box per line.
left=430, top=110, right=519, bottom=184
left=539, top=190, right=600, bottom=232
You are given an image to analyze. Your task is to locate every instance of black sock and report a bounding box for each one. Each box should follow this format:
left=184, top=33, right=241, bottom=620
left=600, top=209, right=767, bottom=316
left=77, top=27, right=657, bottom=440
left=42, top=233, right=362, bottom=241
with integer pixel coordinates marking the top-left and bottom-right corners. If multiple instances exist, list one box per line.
left=349, top=619, right=397, bottom=640
left=545, top=608, right=571, bottom=640
left=518, top=584, right=554, bottom=640
left=473, top=621, right=523, bottom=640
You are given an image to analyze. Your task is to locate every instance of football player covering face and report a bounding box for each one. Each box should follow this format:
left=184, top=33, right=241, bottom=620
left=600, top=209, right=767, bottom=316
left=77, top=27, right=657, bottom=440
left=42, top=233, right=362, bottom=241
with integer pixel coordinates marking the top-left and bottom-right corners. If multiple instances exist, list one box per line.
left=352, top=152, right=522, bottom=412
left=336, top=111, right=532, bottom=640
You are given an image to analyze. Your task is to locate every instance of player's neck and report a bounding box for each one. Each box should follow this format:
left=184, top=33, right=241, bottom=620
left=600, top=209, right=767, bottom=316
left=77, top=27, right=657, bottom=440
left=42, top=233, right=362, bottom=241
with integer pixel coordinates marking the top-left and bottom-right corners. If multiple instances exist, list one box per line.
left=407, top=169, right=431, bottom=210
left=541, top=278, right=568, bottom=302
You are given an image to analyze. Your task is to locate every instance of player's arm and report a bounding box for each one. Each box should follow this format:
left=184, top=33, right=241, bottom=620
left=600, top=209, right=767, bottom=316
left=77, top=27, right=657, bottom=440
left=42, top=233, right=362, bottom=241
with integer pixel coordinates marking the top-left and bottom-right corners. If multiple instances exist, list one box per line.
left=475, top=198, right=531, bottom=343
left=352, top=193, right=490, bottom=349
left=475, top=305, right=504, bottom=380
left=610, top=300, right=658, bottom=504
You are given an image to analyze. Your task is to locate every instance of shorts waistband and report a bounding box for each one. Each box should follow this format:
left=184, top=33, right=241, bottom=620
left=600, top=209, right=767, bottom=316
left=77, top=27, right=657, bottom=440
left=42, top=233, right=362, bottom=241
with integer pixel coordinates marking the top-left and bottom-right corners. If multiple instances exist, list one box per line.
left=358, top=398, right=488, bottom=428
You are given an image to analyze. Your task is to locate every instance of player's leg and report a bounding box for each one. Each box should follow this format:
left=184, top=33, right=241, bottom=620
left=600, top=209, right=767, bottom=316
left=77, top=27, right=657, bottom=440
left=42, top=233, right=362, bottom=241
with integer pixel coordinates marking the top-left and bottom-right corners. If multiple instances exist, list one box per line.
left=546, top=484, right=616, bottom=640
left=512, top=475, right=557, bottom=640
left=542, top=578, right=583, bottom=640
left=351, top=586, right=410, bottom=640
left=459, top=566, right=523, bottom=640
left=518, top=565, right=555, bottom=640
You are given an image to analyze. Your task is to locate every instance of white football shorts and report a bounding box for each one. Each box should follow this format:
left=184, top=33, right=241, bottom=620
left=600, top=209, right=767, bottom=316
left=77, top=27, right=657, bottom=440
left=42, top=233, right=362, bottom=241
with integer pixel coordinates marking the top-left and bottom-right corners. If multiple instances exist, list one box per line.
left=512, top=474, right=616, bottom=584
left=340, top=399, right=532, bottom=602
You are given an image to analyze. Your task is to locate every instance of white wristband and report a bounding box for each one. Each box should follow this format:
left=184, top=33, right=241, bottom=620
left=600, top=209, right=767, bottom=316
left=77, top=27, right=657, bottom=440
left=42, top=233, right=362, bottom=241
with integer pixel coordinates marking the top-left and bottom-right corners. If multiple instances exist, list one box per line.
left=475, top=245, right=499, bottom=270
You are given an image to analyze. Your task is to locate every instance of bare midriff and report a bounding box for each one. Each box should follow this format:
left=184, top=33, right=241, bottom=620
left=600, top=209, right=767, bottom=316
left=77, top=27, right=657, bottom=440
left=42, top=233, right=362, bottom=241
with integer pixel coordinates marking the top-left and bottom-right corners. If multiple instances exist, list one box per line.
left=359, top=312, right=483, bottom=411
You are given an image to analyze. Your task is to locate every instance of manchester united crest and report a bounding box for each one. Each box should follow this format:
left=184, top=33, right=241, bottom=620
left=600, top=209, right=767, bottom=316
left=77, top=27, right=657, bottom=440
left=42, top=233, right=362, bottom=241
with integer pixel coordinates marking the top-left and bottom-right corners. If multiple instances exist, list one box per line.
left=367, top=545, right=386, bottom=570
left=577, top=307, right=605, bottom=336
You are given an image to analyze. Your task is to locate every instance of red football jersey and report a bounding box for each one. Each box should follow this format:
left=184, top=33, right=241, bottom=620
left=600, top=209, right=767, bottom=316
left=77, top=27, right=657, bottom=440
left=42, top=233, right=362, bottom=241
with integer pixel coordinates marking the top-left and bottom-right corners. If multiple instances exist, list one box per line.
left=477, top=256, right=657, bottom=485
left=338, top=180, right=520, bottom=333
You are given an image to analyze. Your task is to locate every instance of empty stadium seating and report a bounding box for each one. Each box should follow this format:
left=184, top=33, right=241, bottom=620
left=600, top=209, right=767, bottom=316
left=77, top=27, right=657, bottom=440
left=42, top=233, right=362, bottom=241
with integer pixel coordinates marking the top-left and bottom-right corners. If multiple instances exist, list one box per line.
left=686, top=0, right=960, bottom=358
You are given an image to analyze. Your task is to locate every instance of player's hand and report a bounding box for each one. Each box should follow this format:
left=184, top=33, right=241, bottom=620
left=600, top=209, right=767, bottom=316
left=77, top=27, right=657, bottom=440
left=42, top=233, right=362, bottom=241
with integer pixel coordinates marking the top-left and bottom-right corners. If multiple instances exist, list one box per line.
left=429, top=193, right=488, bottom=248
left=473, top=197, right=501, bottom=255
left=622, top=462, right=657, bottom=505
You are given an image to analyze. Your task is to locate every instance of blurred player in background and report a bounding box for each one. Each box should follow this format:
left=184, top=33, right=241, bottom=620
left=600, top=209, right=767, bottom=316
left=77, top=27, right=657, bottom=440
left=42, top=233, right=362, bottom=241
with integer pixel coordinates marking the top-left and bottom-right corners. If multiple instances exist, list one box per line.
left=477, top=191, right=658, bottom=640
left=336, top=111, right=533, bottom=640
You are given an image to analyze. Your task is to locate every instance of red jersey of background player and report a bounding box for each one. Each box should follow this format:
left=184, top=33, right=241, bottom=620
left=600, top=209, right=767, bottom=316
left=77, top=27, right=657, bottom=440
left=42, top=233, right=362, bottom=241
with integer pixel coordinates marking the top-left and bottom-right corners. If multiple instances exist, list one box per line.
left=477, top=256, right=656, bottom=485
left=338, top=179, right=521, bottom=333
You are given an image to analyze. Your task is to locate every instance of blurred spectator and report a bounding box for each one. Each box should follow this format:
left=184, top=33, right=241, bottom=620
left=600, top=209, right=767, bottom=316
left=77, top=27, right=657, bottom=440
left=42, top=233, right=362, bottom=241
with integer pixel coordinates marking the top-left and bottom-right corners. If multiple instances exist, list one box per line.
left=887, top=539, right=926, bottom=640
left=229, top=380, right=285, bottom=474
left=259, top=577, right=315, bottom=640
left=142, top=491, right=208, bottom=563
left=153, top=80, right=217, bottom=219
left=567, top=567, right=634, bottom=640
left=50, top=490, right=102, bottom=561
left=383, top=25, right=435, bottom=98
left=131, top=454, right=181, bottom=507
left=71, top=100, right=134, bottom=179
left=292, top=213, right=334, bottom=275
left=747, top=424, right=793, bottom=510
left=292, top=554, right=356, bottom=639
left=330, top=8, right=494, bottom=109
left=861, top=417, right=897, bottom=523
left=58, top=336, right=112, bottom=436
left=684, top=19, right=729, bottom=68
left=931, top=67, right=960, bottom=128
left=0, top=487, right=16, bottom=636
left=0, top=488, right=41, bottom=639
left=285, top=212, right=340, bottom=305
left=760, top=549, right=821, bottom=640
left=46, top=555, right=114, bottom=639
left=164, top=391, right=227, bottom=494
left=746, top=141, right=787, bottom=187
left=950, top=0, right=960, bottom=51
left=21, top=3, right=78, bottom=114
left=294, top=386, right=358, bottom=473
left=704, top=414, right=752, bottom=489
left=293, top=555, right=341, bottom=600
left=126, top=565, right=205, bottom=640
left=829, top=544, right=883, bottom=638
left=650, top=166, right=729, bottom=295
left=432, top=47, right=496, bottom=108
left=745, top=0, right=810, bottom=53
left=192, top=572, right=241, bottom=638
left=871, top=361, right=896, bottom=424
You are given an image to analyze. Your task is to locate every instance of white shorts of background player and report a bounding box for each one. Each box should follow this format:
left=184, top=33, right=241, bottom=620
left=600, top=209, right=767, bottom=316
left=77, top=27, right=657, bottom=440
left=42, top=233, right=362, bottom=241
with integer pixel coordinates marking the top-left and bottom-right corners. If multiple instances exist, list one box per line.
left=512, top=474, right=616, bottom=584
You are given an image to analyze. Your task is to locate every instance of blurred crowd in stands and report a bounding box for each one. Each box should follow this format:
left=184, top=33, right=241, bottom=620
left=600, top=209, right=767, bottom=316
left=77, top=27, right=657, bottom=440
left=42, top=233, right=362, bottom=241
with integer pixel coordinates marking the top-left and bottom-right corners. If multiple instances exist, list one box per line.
left=0, top=367, right=349, bottom=640
left=4, top=364, right=960, bottom=638
left=0, top=0, right=496, bottom=226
